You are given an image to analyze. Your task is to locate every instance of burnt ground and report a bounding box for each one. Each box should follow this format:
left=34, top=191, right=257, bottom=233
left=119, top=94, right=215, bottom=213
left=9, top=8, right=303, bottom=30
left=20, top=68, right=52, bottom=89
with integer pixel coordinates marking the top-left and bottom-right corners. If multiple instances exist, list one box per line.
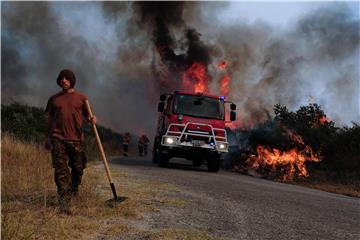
left=109, top=156, right=360, bottom=240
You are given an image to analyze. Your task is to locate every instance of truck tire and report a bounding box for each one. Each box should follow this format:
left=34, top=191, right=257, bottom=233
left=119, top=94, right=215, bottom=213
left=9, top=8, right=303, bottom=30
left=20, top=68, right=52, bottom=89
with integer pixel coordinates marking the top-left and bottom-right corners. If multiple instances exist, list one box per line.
left=207, top=158, right=220, bottom=172
left=158, top=145, right=169, bottom=168
left=152, top=137, right=160, bottom=164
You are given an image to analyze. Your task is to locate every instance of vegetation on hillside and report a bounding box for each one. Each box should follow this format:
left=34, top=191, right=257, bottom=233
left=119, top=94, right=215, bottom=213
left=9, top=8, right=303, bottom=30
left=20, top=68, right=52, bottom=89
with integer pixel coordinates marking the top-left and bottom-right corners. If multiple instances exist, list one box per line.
left=1, top=102, right=124, bottom=159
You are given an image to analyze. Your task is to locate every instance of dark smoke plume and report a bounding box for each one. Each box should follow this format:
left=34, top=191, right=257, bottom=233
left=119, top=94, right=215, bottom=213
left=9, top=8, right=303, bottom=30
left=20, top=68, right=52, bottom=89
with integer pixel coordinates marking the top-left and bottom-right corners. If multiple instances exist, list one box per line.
left=133, top=2, right=212, bottom=90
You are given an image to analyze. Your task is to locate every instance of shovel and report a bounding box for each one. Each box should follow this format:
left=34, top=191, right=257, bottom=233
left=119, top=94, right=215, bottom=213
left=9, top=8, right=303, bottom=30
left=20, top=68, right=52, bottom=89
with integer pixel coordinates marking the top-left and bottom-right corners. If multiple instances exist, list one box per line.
left=85, top=100, right=126, bottom=203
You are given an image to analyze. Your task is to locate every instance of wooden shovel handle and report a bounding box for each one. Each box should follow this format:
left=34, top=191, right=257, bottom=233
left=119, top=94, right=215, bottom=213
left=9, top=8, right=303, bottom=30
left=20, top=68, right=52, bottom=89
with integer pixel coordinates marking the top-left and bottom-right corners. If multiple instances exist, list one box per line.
left=85, top=100, right=114, bottom=184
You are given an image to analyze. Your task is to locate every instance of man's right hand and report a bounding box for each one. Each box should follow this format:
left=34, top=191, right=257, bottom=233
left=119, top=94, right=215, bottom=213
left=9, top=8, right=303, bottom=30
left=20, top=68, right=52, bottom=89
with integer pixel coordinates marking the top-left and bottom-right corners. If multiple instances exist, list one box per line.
left=44, top=138, right=52, bottom=150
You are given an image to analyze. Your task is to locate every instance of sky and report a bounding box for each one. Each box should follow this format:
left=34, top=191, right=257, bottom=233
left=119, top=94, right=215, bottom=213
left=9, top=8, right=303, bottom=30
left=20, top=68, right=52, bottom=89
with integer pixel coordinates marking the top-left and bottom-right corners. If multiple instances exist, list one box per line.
left=1, top=1, right=359, bottom=136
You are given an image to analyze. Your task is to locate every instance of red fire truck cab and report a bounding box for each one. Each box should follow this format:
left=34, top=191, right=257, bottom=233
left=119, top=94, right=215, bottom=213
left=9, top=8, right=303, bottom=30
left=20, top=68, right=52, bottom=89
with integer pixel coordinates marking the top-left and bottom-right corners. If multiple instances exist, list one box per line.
left=153, top=91, right=236, bottom=172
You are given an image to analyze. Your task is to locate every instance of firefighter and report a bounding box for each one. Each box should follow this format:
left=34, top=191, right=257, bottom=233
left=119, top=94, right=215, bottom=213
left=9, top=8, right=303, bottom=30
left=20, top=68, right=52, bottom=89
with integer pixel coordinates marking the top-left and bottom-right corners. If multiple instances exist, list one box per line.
left=122, top=132, right=131, bottom=156
left=45, top=69, right=96, bottom=215
left=138, top=134, right=150, bottom=157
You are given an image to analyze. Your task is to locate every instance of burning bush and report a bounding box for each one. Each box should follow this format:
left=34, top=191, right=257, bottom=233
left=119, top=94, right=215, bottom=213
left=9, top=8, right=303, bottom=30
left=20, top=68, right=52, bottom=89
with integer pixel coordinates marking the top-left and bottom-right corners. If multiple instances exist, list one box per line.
left=228, top=103, right=360, bottom=181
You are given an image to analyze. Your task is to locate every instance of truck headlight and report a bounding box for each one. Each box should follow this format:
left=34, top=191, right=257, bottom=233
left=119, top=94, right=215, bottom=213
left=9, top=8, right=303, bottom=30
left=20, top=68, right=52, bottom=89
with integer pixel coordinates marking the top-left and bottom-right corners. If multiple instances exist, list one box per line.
left=165, top=137, right=176, bottom=145
left=217, top=143, right=228, bottom=150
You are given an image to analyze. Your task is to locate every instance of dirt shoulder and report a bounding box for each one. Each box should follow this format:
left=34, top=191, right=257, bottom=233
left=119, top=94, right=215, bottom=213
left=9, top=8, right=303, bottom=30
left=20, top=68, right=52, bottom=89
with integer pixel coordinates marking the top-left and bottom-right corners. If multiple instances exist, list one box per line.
left=2, top=160, right=220, bottom=240
left=87, top=163, right=222, bottom=240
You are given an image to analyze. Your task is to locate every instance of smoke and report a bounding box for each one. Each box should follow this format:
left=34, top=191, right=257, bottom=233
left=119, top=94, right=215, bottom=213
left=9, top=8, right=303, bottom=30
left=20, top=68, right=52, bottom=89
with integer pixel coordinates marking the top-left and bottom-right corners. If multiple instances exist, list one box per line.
left=2, top=2, right=359, bottom=138
left=132, top=2, right=215, bottom=91
left=2, top=2, right=158, bottom=136
left=203, top=3, right=360, bottom=126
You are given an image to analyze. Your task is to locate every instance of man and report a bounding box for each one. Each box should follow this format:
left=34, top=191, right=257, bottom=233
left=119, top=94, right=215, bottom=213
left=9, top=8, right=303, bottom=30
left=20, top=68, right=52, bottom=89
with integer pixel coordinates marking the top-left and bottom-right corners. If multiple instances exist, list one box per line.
left=138, top=134, right=150, bottom=157
left=122, top=132, right=131, bottom=156
left=45, top=69, right=96, bottom=214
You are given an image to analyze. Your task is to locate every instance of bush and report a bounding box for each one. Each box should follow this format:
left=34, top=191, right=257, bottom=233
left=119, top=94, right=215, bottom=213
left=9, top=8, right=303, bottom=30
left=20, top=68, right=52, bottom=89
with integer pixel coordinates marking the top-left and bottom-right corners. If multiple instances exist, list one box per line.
left=322, top=123, right=360, bottom=171
left=1, top=103, right=47, bottom=142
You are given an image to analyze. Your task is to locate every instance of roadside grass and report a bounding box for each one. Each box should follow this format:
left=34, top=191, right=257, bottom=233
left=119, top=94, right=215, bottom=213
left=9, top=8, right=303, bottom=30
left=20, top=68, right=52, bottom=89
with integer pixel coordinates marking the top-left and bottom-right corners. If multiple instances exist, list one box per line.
left=294, top=171, right=360, bottom=198
left=2, top=134, right=206, bottom=240
left=1, top=134, right=110, bottom=239
left=147, top=228, right=221, bottom=240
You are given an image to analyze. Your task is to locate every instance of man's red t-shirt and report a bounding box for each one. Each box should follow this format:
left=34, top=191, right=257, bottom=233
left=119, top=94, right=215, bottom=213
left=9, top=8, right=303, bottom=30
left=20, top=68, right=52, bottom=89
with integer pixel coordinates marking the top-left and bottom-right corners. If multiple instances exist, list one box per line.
left=46, top=91, right=89, bottom=141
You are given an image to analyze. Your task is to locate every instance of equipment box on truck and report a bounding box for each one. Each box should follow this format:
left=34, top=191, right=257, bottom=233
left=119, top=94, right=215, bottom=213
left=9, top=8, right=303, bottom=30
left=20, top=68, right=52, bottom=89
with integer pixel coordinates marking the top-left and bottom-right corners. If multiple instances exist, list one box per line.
left=153, top=91, right=236, bottom=172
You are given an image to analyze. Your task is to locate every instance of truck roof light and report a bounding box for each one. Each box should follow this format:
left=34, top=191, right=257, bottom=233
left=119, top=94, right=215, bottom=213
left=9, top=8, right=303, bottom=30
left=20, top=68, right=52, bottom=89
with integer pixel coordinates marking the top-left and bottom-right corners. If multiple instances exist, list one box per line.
left=178, top=114, right=183, bottom=121
left=220, top=96, right=225, bottom=101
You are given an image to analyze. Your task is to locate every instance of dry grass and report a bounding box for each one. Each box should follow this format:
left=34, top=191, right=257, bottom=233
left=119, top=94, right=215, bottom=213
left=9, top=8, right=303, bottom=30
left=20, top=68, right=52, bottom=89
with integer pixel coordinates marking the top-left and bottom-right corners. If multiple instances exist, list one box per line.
left=1, top=134, right=135, bottom=239
left=295, top=171, right=360, bottom=198
left=1, top=134, right=193, bottom=239
left=147, top=228, right=221, bottom=240
left=2, top=134, right=53, bottom=201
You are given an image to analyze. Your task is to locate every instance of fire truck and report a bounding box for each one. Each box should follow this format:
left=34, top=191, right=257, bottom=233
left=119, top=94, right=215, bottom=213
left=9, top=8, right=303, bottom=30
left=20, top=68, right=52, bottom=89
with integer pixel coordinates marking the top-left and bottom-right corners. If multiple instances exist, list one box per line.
left=152, top=91, right=236, bottom=172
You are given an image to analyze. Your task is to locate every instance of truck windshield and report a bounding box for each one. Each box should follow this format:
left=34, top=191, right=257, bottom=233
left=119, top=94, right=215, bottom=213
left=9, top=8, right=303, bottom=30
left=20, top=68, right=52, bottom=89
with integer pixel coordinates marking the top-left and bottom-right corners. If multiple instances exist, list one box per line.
left=173, top=94, right=224, bottom=120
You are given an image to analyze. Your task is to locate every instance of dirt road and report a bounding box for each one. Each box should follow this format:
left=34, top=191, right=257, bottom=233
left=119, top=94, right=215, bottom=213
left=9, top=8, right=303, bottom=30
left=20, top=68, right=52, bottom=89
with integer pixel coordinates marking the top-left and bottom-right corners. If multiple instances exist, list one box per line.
left=110, top=156, right=360, bottom=240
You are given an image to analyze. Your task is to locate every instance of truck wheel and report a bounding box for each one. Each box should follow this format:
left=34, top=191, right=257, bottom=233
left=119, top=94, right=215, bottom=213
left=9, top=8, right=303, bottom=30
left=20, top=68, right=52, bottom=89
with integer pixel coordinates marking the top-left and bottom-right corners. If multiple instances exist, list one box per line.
left=192, top=159, right=202, bottom=167
left=152, top=137, right=160, bottom=164
left=158, top=147, right=169, bottom=168
left=207, top=158, right=220, bottom=172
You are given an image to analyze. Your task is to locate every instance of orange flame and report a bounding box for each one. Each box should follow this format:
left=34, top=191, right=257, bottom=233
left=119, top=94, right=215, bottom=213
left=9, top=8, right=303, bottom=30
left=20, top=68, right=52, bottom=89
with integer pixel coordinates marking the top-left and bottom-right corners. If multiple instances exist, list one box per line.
left=319, top=116, right=331, bottom=124
left=220, top=75, right=230, bottom=96
left=218, top=60, right=231, bottom=97
left=227, top=120, right=243, bottom=130
left=181, top=62, right=209, bottom=93
left=248, top=131, right=321, bottom=181
left=218, top=60, right=229, bottom=70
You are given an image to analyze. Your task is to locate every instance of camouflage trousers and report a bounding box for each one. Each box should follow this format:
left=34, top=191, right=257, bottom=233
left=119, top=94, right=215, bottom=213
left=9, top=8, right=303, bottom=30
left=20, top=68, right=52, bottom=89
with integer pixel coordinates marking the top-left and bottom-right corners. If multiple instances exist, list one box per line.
left=51, top=138, right=87, bottom=209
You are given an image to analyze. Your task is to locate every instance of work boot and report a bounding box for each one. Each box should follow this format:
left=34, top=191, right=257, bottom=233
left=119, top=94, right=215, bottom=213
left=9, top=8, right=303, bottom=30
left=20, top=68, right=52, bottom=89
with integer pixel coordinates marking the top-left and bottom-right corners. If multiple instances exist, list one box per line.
left=71, top=181, right=80, bottom=197
left=71, top=188, right=78, bottom=197
left=58, top=195, right=72, bottom=215
left=58, top=203, right=72, bottom=215
left=59, top=206, right=72, bottom=216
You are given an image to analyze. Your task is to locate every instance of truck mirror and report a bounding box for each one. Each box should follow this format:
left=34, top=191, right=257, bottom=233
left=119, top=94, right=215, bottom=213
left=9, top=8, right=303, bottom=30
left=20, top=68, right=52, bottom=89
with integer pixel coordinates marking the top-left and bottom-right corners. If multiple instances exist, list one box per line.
left=230, top=103, right=236, bottom=111
left=160, top=94, right=167, bottom=101
left=158, top=102, right=165, bottom=112
left=230, top=111, right=236, bottom=121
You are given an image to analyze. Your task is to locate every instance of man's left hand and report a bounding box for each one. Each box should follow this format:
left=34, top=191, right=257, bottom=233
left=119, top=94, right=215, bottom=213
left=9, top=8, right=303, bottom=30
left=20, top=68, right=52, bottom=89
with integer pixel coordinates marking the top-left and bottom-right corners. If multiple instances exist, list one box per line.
left=88, top=115, right=97, bottom=124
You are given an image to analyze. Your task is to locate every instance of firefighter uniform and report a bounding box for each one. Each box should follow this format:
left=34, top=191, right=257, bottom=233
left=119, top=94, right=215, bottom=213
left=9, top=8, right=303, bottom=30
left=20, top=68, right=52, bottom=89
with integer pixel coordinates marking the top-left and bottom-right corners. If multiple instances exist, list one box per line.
left=123, top=133, right=131, bottom=156
left=138, top=135, right=150, bottom=157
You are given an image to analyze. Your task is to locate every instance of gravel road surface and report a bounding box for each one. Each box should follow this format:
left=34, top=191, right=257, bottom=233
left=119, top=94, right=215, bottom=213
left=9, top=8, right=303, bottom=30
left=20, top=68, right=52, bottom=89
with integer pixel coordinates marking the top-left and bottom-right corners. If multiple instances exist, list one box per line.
left=111, top=156, right=360, bottom=240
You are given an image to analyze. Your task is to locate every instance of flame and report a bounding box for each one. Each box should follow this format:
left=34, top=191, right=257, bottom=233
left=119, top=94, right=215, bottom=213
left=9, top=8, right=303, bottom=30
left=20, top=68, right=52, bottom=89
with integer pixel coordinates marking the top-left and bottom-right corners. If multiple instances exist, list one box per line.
left=319, top=116, right=331, bottom=124
left=227, top=120, right=243, bottom=130
left=217, top=60, right=231, bottom=97
left=218, top=60, right=229, bottom=70
left=248, top=131, right=321, bottom=181
left=313, top=114, right=332, bottom=127
left=181, top=62, right=209, bottom=93
left=220, top=75, right=230, bottom=96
